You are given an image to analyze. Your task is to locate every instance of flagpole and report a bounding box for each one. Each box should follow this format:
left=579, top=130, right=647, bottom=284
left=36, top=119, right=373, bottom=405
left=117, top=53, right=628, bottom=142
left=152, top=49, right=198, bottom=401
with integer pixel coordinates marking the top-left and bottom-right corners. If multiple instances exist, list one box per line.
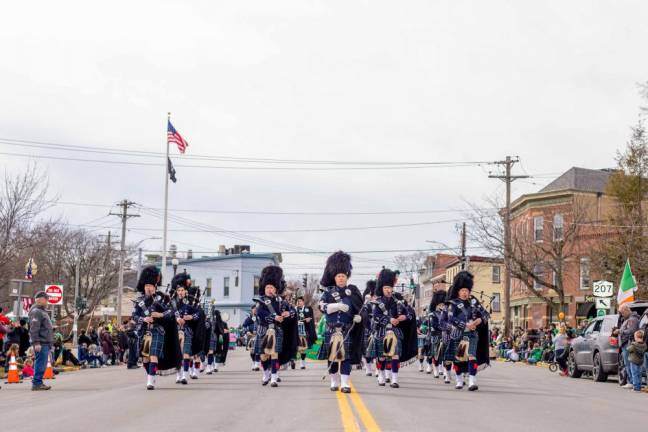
left=162, top=112, right=171, bottom=286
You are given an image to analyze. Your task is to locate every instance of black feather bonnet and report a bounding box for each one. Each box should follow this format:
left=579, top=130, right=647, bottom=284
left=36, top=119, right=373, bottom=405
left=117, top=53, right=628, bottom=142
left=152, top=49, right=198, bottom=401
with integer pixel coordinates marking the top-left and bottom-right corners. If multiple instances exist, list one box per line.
left=320, top=251, right=352, bottom=287
left=137, top=265, right=161, bottom=293
left=448, top=271, right=474, bottom=300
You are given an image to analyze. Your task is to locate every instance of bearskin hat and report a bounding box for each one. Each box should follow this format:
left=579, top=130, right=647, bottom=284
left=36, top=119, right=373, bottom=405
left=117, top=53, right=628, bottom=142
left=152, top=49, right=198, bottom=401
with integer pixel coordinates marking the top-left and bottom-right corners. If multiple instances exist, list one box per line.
left=260, top=265, right=284, bottom=293
left=448, top=270, right=474, bottom=300
left=363, top=280, right=377, bottom=298
left=375, top=268, right=398, bottom=297
left=320, top=251, right=352, bottom=287
left=430, top=289, right=447, bottom=310
left=171, top=272, right=191, bottom=291
left=136, top=265, right=161, bottom=293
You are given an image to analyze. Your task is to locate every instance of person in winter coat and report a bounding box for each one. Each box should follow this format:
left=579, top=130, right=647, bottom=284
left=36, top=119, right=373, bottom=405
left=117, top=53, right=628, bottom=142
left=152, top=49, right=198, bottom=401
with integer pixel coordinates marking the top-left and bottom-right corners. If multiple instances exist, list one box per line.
left=101, top=327, right=115, bottom=365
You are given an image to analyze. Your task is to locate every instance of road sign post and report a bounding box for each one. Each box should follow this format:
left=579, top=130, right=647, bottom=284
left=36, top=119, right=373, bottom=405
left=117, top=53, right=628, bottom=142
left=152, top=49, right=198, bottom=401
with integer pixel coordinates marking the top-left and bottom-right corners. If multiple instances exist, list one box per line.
left=45, top=285, right=64, bottom=306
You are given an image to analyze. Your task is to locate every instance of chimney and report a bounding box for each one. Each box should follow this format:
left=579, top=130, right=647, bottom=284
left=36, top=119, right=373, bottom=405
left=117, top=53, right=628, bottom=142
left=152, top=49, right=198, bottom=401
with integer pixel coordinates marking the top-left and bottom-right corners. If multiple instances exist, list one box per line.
left=187, top=249, right=193, bottom=260
left=218, top=245, right=226, bottom=256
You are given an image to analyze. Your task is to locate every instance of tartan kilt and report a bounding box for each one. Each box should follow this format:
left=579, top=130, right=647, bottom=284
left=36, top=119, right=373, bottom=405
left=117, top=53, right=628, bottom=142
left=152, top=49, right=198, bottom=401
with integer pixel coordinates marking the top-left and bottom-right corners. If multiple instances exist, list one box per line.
left=429, top=335, right=441, bottom=359
left=444, top=330, right=478, bottom=362
left=366, top=329, right=402, bottom=359
left=362, top=327, right=372, bottom=358
left=182, top=328, right=194, bottom=355
left=209, top=333, right=220, bottom=352
left=254, top=325, right=283, bottom=356
left=150, top=327, right=165, bottom=359
left=318, top=325, right=352, bottom=361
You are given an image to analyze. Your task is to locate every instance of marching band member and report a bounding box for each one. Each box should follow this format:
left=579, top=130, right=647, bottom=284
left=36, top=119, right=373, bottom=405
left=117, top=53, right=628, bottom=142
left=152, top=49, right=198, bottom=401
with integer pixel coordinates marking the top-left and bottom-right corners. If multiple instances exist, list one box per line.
left=242, top=305, right=260, bottom=371
left=427, top=290, right=448, bottom=379
left=361, top=280, right=377, bottom=377
left=132, top=266, right=181, bottom=390
left=208, top=305, right=228, bottom=373
left=318, top=251, right=363, bottom=394
left=295, top=296, right=317, bottom=370
left=171, top=273, right=201, bottom=384
left=254, top=265, right=292, bottom=387
left=445, top=271, right=490, bottom=391
left=367, top=269, right=407, bottom=388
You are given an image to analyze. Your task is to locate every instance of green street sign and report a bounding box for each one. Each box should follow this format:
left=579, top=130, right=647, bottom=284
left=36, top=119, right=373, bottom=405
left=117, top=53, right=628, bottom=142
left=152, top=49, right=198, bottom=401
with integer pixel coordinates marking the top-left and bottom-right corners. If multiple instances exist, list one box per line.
left=596, top=309, right=607, bottom=317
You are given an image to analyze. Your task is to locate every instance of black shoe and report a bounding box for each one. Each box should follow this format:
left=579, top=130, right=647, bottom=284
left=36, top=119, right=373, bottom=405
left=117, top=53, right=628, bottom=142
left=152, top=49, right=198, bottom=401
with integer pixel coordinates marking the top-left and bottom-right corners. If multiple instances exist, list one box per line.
left=290, top=361, right=295, bottom=370
left=32, top=384, right=52, bottom=391
left=468, top=385, right=479, bottom=391
left=378, top=382, right=386, bottom=387
left=206, top=371, right=212, bottom=375
left=270, top=382, right=278, bottom=387
left=127, top=365, right=140, bottom=369
left=191, top=375, right=198, bottom=380
left=181, top=379, right=188, bottom=385
left=341, top=387, right=351, bottom=394
left=262, top=379, right=270, bottom=386
left=390, top=383, right=400, bottom=388
left=146, top=385, right=155, bottom=390
left=277, top=377, right=282, bottom=382
left=330, top=386, right=339, bottom=391
left=300, top=366, right=305, bottom=370
left=385, top=378, right=391, bottom=383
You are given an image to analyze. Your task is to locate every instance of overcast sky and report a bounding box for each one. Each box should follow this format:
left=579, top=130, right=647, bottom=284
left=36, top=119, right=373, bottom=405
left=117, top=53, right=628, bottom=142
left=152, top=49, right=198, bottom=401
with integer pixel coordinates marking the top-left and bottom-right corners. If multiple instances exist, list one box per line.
left=2, top=1, right=647, bottom=286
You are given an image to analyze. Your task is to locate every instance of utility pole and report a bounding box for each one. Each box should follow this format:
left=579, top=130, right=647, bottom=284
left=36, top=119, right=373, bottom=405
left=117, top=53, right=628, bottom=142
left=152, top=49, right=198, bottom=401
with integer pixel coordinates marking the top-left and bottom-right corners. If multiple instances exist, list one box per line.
left=460, top=222, right=467, bottom=270
left=73, top=258, right=80, bottom=348
left=110, top=200, right=139, bottom=325
left=489, top=156, right=528, bottom=337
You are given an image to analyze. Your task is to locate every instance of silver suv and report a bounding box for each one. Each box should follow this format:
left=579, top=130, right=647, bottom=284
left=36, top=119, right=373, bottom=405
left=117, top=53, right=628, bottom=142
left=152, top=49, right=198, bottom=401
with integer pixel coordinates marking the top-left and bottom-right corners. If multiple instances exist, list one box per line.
left=567, top=302, right=648, bottom=383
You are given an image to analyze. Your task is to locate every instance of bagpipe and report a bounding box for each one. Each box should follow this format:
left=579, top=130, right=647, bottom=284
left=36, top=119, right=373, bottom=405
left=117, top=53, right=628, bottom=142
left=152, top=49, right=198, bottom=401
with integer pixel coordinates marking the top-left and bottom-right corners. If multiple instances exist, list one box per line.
left=253, top=296, right=279, bottom=359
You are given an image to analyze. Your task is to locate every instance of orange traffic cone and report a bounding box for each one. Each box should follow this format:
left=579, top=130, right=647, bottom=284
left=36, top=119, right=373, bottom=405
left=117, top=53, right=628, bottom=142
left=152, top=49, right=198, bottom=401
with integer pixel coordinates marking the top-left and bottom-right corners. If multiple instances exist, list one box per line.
left=5, top=355, right=22, bottom=384
left=43, top=353, right=55, bottom=380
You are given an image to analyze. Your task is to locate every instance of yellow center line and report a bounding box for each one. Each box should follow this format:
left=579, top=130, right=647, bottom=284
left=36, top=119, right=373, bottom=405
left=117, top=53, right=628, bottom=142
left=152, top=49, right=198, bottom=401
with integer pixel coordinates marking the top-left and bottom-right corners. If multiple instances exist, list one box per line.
left=348, top=382, right=382, bottom=432
left=336, top=389, right=361, bottom=432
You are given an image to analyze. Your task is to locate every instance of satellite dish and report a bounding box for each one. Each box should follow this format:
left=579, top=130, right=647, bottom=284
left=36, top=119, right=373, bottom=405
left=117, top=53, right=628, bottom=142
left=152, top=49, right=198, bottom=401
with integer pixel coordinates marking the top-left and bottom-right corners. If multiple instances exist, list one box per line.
left=221, top=312, right=230, bottom=322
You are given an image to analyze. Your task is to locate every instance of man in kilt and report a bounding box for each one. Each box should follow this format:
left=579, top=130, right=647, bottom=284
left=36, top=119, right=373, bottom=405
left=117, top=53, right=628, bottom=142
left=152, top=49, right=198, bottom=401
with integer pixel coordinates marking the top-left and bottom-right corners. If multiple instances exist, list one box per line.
left=171, top=274, right=201, bottom=384
left=208, top=305, right=228, bottom=373
left=367, top=268, right=407, bottom=388
left=295, top=296, right=317, bottom=370
left=254, top=265, right=292, bottom=387
left=417, top=313, right=429, bottom=372
left=444, top=271, right=490, bottom=391
left=132, top=266, right=179, bottom=390
left=241, top=305, right=260, bottom=371
left=427, top=290, right=447, bottom=379
left=360, top=280, right=377, bottom=376
left=318, top=251, right=363, bottom=394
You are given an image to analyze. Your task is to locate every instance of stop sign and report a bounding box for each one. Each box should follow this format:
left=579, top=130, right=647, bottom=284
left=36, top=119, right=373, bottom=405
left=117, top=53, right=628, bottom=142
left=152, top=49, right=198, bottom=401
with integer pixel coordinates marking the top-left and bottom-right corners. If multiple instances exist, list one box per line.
left=45, top=285, right=63, bottom=305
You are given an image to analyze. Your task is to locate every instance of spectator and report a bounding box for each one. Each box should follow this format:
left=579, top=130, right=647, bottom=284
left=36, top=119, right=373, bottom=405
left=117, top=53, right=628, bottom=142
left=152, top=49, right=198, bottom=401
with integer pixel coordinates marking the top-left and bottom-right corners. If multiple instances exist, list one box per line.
left=553, top=325, right=570, bottom=376
left=29, top=291, right=54, bottom=391
left=626, top=330, right=646, bottom=392
left=88, top=327, right=99, bottom=346
left=527, top=343, right=543, bottom=365
left=101, top=326, right=115, bottom=365
left=22, top=358, right=34, bottom=378
left=87, top=344, right=104, bottom=368
left=0, top=307, right=10, bottom=353
left=126, top=320, right=139, bottom=369
left=117, top=325, right=128, bottom=365
left=614, top=304, right=640, bottom=389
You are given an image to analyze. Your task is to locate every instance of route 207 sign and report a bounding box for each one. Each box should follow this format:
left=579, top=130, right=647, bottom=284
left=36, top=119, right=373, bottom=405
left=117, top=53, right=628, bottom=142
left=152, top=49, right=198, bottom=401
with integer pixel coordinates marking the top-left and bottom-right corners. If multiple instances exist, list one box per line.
left=592, top=280, right=614, bottom=298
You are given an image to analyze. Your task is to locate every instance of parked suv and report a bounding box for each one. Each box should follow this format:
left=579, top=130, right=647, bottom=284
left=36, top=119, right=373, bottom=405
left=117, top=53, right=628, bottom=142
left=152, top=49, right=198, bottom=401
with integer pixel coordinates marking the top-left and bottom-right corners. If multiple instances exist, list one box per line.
left=567, top=302, right=648, bottom=384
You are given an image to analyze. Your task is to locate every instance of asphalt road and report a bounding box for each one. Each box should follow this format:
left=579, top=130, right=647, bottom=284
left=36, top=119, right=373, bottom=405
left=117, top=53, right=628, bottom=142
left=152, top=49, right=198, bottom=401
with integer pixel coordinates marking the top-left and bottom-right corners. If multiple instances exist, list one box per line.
left=4, top=350, right=648, bottom=432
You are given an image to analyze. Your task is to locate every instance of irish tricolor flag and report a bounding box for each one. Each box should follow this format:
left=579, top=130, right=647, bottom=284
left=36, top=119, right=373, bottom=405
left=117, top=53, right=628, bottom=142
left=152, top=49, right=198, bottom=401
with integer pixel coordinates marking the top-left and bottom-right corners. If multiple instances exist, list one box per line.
left=617, top=259, right=637, bottom=306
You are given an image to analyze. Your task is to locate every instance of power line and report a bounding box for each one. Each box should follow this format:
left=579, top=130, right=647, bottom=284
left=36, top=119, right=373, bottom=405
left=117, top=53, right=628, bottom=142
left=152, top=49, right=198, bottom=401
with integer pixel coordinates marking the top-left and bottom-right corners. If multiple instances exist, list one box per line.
left=0, top=138, right=494, bottom=166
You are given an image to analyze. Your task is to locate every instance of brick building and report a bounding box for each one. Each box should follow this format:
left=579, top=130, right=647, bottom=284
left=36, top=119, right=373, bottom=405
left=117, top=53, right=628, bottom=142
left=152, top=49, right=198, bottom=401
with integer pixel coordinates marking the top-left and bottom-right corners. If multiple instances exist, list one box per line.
left=509, top=167, right=616, bottom=329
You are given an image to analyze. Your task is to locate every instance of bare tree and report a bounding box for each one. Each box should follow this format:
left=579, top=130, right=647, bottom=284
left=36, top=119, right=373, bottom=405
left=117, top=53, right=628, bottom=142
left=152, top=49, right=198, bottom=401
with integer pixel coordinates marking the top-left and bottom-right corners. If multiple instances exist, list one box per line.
left=393, top=251, right=428, bottom=284
left=467, top=195, right=592, bottom=311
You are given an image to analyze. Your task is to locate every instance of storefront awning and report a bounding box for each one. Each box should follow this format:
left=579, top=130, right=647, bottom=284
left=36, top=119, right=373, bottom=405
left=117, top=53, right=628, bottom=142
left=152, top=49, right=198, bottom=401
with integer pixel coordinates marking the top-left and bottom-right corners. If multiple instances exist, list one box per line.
left=576, top=302, right=595, bottom=317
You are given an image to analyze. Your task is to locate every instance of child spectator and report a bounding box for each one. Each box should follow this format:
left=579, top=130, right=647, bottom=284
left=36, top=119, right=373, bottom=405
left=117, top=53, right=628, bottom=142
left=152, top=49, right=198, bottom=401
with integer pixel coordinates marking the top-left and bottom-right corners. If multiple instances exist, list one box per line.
left=22, top=358, right=34, bottom=378
left=626, top=329, right=647, bottom=392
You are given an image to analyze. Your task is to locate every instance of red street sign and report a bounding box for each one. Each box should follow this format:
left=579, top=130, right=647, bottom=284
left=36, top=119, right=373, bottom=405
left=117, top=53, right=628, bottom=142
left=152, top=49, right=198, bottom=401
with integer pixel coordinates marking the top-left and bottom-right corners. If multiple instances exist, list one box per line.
left=45, top=285, right=63, bottom=305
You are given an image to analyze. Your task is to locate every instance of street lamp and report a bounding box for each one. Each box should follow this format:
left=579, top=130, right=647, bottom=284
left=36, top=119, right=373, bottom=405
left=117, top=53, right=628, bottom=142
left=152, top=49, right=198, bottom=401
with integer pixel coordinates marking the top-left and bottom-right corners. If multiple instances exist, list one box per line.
left=172, top=258, right=179, bottom=276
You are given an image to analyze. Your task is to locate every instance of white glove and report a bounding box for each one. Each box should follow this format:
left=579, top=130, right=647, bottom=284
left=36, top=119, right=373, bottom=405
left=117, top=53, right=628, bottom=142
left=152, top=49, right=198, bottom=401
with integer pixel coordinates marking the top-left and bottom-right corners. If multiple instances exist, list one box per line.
left=327, top=303, right=350, bottom=314
left=353, top=315, right=362, bottom=323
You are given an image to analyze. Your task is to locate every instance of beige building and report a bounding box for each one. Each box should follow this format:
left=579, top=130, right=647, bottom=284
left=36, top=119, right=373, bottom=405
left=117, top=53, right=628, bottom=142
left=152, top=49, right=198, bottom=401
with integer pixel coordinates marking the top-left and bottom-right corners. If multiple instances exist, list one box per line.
left=445, top=256, right=504, bottom=326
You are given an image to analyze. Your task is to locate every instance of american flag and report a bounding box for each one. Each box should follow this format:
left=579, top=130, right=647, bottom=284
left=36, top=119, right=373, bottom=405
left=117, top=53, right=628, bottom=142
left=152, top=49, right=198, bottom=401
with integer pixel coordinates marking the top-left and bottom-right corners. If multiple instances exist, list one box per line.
left=22, top=297, right=35, bottom=313
left=25, top=257, right=35, bottom=280
left=167, top=120, right=189, bottom=154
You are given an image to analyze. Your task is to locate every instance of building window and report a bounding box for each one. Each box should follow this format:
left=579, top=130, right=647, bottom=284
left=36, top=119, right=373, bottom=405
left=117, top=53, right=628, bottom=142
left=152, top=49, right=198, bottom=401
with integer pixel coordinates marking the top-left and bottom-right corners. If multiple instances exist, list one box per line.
left=533, top=264, right=544, bottom=290
left=553, top=214, right=564, bottom=241
left=492, top=266, right=501, bottom=284
left=254, top=276, right=260, bottom=296
left=492, top=293, right=501, bottom=312
left=580, top=257, right=590, bottom=290
left=205, top=278, right=212, bottom=298
left=534, top=216, right=544, bottom=242
left=224, top=277, right=230, bottom=297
